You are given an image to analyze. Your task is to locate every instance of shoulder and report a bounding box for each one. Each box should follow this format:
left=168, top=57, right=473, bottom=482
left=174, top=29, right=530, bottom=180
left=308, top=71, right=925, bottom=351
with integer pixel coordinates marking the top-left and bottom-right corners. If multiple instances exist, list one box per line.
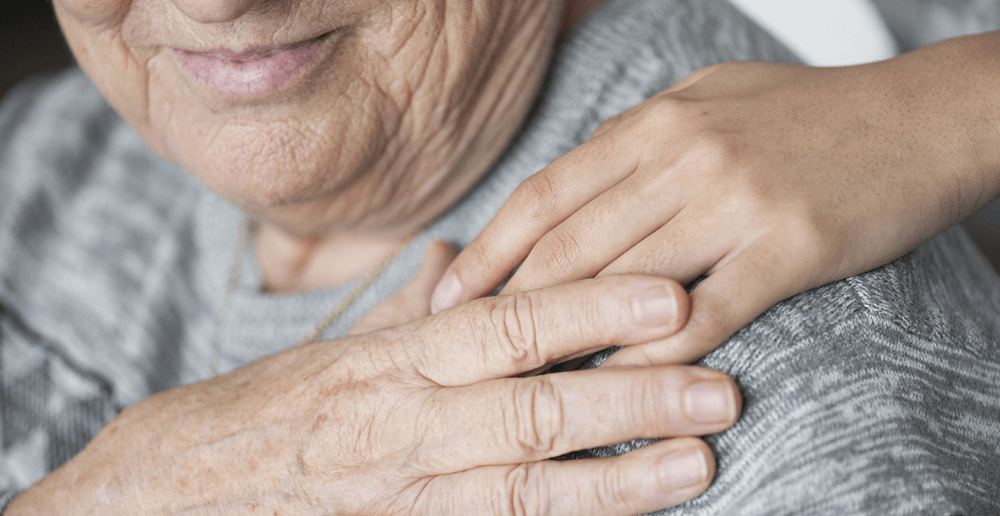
left=0, top=68, right=206, bottom=401
left=548, top=0, right=800, bottom=117
left=576, top=227, right=1000, bottom=513
left=714, top=226, right=1000, bottom=372
left=694, top=227, right=1000, bottom=513
left=0, top=68, right=201, bottom=306
left=0, top=69, right=202, bottom=492
left=0, top=68, right=194, bottom=219
left=0, top=67, right=200, bottom=250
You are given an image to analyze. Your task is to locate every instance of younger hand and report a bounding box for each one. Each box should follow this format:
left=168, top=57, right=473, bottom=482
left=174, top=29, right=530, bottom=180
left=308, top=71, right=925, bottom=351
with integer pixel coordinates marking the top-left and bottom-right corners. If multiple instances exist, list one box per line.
left=432, top=43, right=1000, bottom=366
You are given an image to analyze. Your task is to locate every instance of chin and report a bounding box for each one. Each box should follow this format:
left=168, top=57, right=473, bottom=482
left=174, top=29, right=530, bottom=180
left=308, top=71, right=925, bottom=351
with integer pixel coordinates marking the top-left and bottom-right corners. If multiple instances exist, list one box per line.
left=187, top=148, right=410, bottom=236
left=174, top=116, right=381, bottom=209
left=197, top=156, right=348, bottom=213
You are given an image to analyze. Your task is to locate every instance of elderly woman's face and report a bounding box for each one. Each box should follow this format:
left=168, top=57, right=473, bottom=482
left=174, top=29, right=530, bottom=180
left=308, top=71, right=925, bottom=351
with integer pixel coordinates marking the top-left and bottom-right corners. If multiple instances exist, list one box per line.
left=53, top=0, right=561, bottom=234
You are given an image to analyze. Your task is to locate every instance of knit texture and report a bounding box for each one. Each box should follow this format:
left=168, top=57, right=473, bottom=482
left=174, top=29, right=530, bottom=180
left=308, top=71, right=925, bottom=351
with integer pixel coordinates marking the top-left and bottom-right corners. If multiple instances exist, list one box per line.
left=1, top=0, right=998, bottom=513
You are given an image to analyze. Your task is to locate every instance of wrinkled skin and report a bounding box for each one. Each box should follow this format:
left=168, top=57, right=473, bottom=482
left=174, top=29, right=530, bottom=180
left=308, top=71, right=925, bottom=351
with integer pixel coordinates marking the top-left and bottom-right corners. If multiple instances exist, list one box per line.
left=20, top=0, right=1000, bottom=512
left=54, top=0, right=559, bottom=238
left=10, top=274, right=741, bottom=515
left=6, top=0, right=750, bottom=513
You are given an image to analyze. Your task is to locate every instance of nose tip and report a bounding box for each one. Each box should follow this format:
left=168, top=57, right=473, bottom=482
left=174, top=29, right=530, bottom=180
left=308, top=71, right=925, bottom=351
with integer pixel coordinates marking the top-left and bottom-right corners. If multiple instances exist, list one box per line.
left=169, top=0, right=265, bottom=23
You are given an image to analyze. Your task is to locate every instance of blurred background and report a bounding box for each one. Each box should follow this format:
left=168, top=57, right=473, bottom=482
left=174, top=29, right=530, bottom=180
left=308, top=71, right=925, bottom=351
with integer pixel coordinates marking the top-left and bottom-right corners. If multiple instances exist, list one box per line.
left=1, top=1, right=74, bottom=99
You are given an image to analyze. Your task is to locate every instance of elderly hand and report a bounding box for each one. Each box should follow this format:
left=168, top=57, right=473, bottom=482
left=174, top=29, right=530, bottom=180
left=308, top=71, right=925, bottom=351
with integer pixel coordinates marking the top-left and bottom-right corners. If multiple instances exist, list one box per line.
left=431, top=34, right=1000, bottom=367
left=8, top=275, right=739, bottom=515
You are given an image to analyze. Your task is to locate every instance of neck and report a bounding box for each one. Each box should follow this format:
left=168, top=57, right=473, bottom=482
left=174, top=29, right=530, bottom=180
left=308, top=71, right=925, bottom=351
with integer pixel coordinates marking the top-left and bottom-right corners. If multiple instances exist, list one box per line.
left=256, top=0, right=610, bottom=293
left=256, top=224, right=409, bottom=293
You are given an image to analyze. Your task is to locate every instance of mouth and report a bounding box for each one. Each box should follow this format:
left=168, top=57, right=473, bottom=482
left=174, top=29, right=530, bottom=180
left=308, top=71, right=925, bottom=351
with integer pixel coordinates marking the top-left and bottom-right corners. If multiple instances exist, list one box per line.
left=173, top=32, right=336, bottom=98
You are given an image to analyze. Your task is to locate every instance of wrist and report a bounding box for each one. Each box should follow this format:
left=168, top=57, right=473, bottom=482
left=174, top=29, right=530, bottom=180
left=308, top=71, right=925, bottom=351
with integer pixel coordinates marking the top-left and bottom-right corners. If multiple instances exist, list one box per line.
left=884, top=32, right=1000, bottom=215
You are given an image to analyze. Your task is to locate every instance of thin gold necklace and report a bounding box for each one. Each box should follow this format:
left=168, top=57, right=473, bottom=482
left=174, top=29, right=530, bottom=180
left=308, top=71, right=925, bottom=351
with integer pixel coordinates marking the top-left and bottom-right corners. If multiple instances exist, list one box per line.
left=209, top=216, right=416, bottom=377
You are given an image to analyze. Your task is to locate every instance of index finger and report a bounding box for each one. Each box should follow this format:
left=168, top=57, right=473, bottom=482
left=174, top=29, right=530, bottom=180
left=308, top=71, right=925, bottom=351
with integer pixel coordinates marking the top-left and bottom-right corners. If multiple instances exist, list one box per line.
left=430, top=129, right=640, bottom=313
left=430, top=67, right=720, bottom=314
left=393, top=275, right=689, bottom=386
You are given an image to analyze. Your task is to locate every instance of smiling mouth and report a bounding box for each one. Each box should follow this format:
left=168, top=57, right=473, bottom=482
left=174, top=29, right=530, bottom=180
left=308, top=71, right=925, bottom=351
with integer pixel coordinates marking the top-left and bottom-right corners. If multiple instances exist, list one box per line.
left=174, top=32, right=335, bottom=98
left=200, top=34, right=330, bottom=61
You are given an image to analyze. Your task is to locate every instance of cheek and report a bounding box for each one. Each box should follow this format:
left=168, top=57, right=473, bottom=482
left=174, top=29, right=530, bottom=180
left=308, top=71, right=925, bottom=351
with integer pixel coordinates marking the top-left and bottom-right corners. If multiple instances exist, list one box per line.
left=55, top=1, right=178, bottom=157
left=53, top=0, right=131, bottom=26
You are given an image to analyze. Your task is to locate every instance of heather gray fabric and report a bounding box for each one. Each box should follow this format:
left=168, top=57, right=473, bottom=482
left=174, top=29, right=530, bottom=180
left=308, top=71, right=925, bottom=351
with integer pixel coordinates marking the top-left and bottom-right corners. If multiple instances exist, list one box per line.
left=1, top=0, right=999, bottom=514
left=873, top=0, right=1000, bottom=51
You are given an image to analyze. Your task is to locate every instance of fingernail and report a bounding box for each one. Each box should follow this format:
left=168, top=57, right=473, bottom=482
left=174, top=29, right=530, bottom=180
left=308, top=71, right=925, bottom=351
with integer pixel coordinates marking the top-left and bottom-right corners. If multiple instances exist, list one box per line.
left=632, top=286, right=677, bottom=327
left=684, top=381, right=737, bottom=423
left=431, top=271, right=462, bottom=314
left=659, top=449, right=708, bottom=488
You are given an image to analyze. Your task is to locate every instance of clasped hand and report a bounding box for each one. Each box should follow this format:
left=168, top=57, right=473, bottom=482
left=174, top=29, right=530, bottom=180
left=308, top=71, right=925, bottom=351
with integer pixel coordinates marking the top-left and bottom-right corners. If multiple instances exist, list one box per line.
left=14, top=274, right=739, bottom=515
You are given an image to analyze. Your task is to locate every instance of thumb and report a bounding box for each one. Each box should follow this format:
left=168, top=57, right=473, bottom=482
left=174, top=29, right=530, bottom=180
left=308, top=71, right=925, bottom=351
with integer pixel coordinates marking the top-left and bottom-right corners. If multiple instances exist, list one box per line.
left=349, top=240, right=459, bottom=335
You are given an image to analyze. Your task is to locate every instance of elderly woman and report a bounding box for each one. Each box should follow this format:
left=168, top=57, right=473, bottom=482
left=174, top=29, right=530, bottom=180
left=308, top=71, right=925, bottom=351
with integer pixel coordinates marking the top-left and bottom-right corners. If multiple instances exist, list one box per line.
left=2, top=0, right=1000, bottom=514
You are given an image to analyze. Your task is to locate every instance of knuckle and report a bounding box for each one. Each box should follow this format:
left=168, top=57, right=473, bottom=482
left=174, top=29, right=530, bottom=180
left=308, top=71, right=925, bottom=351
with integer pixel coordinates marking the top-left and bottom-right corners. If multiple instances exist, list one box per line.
left=458, top=238, right=501, bottom=278
left=780, top=212, right=836, bottom=264
left=594, top=277, right=640, bottom=335
left=694, top=62, right=724, bottom=77
left=491, top=292, right=544, bottom=366
left=688, top=134, right=738, bottom=171
left=627, top=373, right=671, bottom=430
left=774, top=222, right=819, bottom=261
left=513, top=172, right=561, bottom=224
left=754, top=236, right=824, bottom=296
left=621, top=244, right=678, bottom=278
left=595, top=459, right=633, bottom=512
left=500, top=463, right=549, bottom=516
left=644, top=96, right=687, bottom=127
left=591, top=114, right=621, bottom=136
left=686, top=293, right=731, bottom=344
left=357, top=336, right=411, bottom=377
left=678, top=67, right=704, bottom=83
left=681, top=63, right=718, bottom=81
left=646, top=90, right=709, bottom=125
left=508, top=377, right=565, bottom=456
left=530, top=227, right=584, bottom=281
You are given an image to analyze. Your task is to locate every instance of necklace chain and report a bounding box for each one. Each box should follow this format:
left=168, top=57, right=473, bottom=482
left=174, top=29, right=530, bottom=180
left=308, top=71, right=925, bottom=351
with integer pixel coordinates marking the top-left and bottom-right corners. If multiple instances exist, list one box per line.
left=209, top=216, right=414, bottom=377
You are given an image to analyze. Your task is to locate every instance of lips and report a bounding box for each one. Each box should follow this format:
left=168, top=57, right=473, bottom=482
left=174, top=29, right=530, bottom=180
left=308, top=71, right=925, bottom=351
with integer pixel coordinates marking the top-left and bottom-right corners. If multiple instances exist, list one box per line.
left=173, top=33, right=332, bottom=98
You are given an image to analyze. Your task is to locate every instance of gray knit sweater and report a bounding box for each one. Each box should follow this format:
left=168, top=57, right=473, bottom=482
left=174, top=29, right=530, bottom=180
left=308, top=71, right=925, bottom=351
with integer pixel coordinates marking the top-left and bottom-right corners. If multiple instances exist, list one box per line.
left=2, top=0, right=999, bottom=514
